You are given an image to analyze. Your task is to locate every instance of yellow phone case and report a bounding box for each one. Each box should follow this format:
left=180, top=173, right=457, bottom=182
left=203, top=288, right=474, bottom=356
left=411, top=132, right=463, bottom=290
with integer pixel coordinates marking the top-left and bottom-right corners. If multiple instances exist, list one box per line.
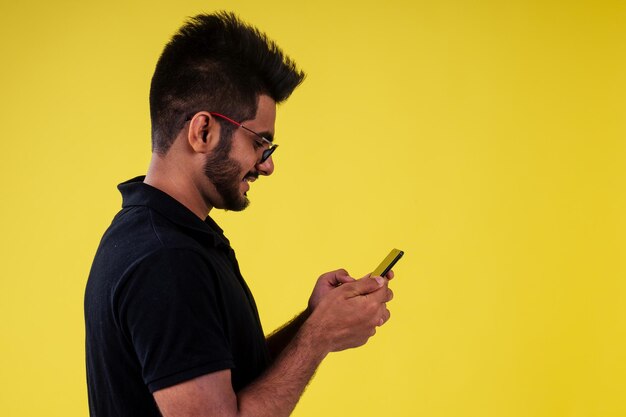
left=372, top=248, right=404, bottom=277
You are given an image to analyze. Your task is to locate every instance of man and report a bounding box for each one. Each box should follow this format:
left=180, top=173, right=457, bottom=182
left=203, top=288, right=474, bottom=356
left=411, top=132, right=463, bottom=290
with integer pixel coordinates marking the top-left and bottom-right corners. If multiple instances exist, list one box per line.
left=85, top=11, right=393, bottom=417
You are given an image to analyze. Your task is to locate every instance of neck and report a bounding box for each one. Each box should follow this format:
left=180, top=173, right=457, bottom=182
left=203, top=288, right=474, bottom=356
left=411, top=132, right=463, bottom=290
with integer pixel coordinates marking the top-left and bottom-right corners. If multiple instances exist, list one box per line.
left=144, top=152, right=213, bottom=219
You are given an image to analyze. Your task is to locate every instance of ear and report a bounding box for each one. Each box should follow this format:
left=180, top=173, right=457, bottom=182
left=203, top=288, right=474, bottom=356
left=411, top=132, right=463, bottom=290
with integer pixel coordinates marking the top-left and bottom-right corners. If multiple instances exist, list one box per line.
left=187, top=112, right=220, bottom=154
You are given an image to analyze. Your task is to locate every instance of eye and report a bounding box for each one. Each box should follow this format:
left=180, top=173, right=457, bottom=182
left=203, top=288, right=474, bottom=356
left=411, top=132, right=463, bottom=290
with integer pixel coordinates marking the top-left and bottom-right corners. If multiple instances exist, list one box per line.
left=252, top=139, right=264, bottom=150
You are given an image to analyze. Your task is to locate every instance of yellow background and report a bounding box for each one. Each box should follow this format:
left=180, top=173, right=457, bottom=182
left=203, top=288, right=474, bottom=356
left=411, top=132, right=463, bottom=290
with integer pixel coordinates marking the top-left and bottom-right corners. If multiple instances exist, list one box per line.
left=1, top=1, right=625, bottom=416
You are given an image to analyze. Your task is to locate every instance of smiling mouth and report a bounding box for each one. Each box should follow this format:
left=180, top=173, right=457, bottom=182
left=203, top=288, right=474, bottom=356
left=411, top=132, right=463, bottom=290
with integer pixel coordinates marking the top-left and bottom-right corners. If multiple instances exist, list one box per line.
left=243, top=172, right=258, bottom=184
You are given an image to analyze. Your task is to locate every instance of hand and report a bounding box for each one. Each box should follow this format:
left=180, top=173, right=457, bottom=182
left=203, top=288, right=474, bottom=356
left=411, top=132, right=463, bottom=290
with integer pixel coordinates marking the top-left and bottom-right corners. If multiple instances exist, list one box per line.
left=305, top=275, right=394, bottom=354
left=374, top=269, right=395, bottom=281
left=307, top=269, right=356, bottom=313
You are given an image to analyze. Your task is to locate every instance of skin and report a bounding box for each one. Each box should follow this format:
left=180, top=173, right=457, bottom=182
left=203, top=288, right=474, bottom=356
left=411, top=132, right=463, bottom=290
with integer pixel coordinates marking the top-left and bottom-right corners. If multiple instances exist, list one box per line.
left=145, top=94, right=394, bottom=417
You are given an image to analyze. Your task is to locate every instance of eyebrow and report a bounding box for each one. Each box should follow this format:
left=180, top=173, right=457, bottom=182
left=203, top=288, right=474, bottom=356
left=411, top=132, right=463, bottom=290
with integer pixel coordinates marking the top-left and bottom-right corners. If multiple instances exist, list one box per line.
left=244, top=125, right=273, bottom=142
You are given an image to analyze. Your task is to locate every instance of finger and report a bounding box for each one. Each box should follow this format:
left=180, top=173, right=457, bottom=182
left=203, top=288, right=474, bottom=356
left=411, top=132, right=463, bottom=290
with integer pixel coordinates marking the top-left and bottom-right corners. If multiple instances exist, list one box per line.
left=380, top=307, right=391, bottom=325
left=347, top=276, right=386, bottom=297
left=336, top=268, right=349, bottom=278
left=384, top=270, right=395, bottom=280
left=365, top=283, right=392, bottom=303
left=330, top=269, right=355, bottom=287
left=335, top=271, right=355, bottom=285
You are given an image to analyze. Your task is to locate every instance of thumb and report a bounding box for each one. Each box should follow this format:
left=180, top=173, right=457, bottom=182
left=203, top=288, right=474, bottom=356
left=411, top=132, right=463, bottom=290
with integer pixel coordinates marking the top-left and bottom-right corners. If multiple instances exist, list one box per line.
left=347, top=275, right=385, bottom=297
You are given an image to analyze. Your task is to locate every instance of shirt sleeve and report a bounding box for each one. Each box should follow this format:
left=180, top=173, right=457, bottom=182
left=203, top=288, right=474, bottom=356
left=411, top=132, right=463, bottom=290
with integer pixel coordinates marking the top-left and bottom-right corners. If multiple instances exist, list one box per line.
left=115, top=247, right=234, bottom=393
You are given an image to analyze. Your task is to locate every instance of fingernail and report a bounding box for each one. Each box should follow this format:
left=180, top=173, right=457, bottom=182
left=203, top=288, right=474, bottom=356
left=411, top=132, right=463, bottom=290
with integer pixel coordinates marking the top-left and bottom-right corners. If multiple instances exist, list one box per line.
left=375, top=276, right=384, bottom=286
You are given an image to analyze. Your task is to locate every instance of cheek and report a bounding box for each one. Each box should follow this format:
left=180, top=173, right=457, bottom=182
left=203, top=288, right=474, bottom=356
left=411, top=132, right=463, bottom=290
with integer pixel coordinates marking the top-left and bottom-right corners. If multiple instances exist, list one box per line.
left=236, top=148, right=259, bottom=169
left=228, top=136, right=259, bottom=171
left=241, top=153, right=259, bottom=171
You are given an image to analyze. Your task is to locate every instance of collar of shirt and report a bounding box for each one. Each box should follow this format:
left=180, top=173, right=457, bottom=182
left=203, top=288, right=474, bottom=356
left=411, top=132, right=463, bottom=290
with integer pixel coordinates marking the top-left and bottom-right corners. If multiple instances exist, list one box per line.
left=117, top=176, right=231, bottom=250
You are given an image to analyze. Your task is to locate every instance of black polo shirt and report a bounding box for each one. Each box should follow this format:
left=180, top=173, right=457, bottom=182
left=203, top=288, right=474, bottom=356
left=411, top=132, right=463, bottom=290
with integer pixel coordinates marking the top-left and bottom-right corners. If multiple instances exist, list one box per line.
left=85, top=176, right=270, bottom=417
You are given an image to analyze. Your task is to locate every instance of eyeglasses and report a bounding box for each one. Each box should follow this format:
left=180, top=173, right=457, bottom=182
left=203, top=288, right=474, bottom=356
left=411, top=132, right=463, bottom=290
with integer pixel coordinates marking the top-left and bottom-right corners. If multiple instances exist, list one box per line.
left=209, top=112, right=277, bottom=164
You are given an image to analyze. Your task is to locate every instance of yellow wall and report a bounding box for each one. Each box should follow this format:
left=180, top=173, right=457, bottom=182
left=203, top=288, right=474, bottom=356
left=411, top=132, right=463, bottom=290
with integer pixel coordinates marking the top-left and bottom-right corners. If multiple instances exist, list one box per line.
left=1, top=1, right=625, bottom=416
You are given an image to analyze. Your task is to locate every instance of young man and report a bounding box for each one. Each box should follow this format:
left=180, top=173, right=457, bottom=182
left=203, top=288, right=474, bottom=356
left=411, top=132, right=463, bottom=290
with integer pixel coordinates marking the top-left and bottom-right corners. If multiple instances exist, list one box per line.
left=85, top=12, right=393, bottom=417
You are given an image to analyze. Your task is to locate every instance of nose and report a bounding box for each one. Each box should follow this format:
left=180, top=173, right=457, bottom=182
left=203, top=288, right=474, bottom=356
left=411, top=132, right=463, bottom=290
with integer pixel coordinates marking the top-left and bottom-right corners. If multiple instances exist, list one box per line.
left=256, top=155, right=274, bottom=176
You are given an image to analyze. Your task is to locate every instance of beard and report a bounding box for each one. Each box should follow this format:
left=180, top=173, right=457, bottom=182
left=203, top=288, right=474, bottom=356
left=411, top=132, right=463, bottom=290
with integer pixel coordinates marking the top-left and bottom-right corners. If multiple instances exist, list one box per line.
left=203, top=142, right=250, bottom=212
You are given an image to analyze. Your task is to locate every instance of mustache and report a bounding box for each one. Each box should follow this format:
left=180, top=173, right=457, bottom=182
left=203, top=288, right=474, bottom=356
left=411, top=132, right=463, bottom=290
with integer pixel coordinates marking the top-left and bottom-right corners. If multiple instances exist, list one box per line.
left=245, top=172, right=259, bottom=180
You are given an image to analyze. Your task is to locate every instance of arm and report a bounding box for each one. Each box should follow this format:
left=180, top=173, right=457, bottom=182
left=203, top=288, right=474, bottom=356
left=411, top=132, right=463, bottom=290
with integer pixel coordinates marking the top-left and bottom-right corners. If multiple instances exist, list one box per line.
left=154, top=321, right=324, bottom=417
left=153, top=275, right=393, bottom=417
left=265, top=310, right=309, bottom=361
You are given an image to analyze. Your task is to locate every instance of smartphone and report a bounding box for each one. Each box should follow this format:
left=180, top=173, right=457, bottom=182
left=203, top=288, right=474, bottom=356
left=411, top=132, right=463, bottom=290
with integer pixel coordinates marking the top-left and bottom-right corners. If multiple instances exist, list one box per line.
left=372, top=248, right=404, bottom=278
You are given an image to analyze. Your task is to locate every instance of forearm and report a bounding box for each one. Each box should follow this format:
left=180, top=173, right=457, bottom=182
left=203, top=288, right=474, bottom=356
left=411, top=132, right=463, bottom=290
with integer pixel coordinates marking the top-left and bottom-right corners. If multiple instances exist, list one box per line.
left=266, top=309, right=310, bottom=360
left=237, top=320, right=326, bottom=417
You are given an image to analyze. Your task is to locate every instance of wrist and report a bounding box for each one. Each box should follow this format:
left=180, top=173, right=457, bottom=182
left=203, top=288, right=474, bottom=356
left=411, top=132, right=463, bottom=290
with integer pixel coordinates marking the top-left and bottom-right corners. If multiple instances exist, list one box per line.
left=296, top=314, right=330, bottom=362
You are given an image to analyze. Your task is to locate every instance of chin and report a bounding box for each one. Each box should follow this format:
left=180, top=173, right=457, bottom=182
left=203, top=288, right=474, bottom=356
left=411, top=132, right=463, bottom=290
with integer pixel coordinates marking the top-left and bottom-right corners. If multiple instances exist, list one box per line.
left=221, top=194, right=250, bottom=212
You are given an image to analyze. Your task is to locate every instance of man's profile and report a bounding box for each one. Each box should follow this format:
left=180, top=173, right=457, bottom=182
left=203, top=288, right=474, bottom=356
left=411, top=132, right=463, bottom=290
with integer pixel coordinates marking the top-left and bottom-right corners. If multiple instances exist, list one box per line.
left=85, top=11, right=393, bottom=417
